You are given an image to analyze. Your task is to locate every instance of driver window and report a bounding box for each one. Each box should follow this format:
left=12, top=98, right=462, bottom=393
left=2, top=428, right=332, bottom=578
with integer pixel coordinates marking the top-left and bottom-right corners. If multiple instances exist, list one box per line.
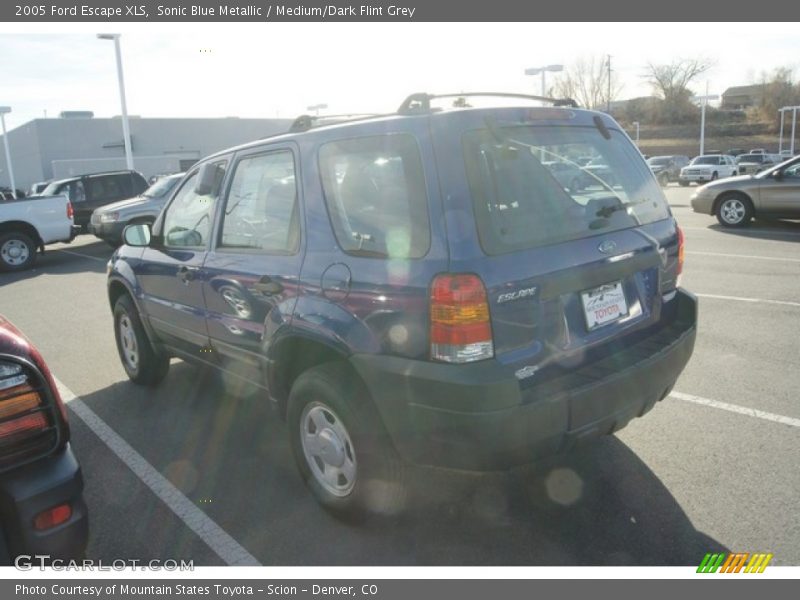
left=783, top=163, right=800, bottom=179
left=162, top=162, right=227, bottom=248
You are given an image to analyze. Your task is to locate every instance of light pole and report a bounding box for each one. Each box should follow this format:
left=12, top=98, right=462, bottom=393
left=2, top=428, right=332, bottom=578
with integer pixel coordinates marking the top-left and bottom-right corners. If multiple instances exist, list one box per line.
left=780, top=106, right=800, bottom=156
left=97, top=33, right=133, bottom=170
left=692, top=91, right=718, bottom=156
left=632, top=121, right=640, bottom=144
left=0, top=106, right=17, bottom=198
left=524, top=64, right=563, bottom=103
left=307, top=103, right=328, bottom=116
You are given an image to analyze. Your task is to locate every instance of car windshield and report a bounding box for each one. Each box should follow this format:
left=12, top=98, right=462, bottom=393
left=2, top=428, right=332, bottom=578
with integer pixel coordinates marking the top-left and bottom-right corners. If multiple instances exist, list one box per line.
left=690, top=156, right=719, bottom=165
left=142, top=175, right=181, bottom=198
left=648, top=157, right=671, bottom=166
left=463, top=125, right=670, bottom=255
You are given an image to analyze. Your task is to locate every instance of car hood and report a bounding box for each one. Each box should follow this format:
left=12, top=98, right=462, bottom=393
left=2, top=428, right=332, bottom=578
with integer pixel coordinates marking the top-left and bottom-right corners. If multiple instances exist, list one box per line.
left=697, top=174, right=757, bottom=192
left=94, top=195, right=160, bottom=214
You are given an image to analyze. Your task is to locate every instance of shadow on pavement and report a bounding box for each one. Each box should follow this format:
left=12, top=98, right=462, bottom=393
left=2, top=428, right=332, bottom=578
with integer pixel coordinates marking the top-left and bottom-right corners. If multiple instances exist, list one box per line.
left=72, top=361, right=726, bottom=566
left=0, top=239, right=111, bottom=285
left=705, top=219, right=800, bottom=242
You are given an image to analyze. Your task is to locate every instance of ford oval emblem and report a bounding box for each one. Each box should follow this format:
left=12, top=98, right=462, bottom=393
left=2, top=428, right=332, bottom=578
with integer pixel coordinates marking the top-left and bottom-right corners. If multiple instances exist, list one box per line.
left=598, top=240, right=617, bottom=254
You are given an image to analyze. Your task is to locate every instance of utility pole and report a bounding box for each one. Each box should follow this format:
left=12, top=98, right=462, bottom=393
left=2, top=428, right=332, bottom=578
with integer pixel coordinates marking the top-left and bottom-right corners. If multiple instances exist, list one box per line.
left=606, top=55, right=612, bottom=113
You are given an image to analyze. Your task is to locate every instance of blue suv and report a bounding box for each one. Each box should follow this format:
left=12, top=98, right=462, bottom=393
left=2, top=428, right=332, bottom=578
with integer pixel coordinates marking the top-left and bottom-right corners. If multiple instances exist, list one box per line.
left=107, top=93, right=697, bottom=516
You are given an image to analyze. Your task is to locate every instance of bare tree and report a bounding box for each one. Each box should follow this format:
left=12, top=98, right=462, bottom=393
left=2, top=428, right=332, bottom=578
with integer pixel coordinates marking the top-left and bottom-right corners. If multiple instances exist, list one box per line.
left=644, top=58, right=714, bottom=102
left=553, top=56, right=623, bottom=110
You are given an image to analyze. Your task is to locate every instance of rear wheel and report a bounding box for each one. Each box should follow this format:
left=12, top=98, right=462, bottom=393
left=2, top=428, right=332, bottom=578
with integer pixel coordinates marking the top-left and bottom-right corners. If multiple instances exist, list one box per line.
left=287, top=363, right=407, bottom=519
left=716, top=194, right=753, bottom=227
left=113, top=294, right=170, bottom=385
left=0, top=231, right=37, bottom=272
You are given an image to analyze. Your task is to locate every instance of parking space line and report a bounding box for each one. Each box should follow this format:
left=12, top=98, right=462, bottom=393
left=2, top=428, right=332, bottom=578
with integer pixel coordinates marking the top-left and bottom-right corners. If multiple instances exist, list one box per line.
left=681, top=226, right=800, bottom=238
left=695, top=293, right=800, bottom=308
left=671, top=391, right=800, bottom=429
left=54, top=377, right=261, bottom=566
left=687, top=251, right=800, bottom=263
left=53, top=249, right=108, bottom=263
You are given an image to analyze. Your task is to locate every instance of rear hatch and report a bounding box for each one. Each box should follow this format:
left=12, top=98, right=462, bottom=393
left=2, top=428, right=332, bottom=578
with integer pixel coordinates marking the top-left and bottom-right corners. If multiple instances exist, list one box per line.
left=431, top=108, right=680, bottom=382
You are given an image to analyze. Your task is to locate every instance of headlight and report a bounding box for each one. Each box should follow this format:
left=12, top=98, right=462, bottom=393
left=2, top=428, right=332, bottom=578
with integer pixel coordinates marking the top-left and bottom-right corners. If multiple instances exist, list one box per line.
left=100, top=212, right=119, bottom=223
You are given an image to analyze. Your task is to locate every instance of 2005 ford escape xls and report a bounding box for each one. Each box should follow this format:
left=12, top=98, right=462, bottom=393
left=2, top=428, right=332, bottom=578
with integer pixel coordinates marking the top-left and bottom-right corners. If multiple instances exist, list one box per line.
left=107, top=93, right=697, bottom=516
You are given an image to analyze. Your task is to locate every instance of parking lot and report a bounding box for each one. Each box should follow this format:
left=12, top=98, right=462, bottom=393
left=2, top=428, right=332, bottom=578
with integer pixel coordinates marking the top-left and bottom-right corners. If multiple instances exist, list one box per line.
left=1, top=184, right=798, bottom=566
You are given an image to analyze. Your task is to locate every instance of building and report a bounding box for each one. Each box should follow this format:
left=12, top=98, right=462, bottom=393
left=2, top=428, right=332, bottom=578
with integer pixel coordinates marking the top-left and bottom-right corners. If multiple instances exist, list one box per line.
left=721, top=84, right=767, bottom=110
left=0, top=113, right=291, bottom=191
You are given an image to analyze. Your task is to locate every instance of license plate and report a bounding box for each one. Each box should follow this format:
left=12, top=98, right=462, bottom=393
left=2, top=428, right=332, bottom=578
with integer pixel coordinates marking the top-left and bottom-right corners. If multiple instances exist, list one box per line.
left=581, top=281, right=628, bottom=330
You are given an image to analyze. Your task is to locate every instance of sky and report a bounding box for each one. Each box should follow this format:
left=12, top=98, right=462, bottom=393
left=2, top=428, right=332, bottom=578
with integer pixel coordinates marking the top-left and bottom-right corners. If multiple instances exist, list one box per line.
left=0, top=22, right=799, bottom=130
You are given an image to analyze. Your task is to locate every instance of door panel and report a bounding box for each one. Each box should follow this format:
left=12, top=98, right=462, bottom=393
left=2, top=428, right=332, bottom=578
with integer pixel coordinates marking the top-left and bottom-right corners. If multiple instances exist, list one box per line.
left=202, top=148, right=303, bottom=371
left=759, top=162, right=800, bottom=214
left=136, top=163, right=227, bottom=354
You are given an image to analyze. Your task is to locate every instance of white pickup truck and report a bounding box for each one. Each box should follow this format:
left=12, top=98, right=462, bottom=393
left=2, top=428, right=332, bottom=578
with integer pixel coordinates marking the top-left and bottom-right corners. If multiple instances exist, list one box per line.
left=0, top=194, right=78, bottom=272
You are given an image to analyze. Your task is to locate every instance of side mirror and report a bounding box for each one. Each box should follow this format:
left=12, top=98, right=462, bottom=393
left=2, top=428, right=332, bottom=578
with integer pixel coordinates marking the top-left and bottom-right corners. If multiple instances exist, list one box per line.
left=194, top=163, right=223, bottom=196
left=122, top=223, right=151, bottom=247
left=773, top=170, right=784, bottom=180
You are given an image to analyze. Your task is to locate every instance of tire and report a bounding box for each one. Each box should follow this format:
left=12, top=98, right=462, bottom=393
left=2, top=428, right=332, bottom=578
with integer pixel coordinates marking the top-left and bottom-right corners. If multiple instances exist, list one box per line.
left=287, top=363, right=407, bottom=519
left=715, top=193, right=753, bottom=228
left=710, top=172, right=719, bottom=181
left=0, top=231, right=37, bottom=272
left=113, top=294, right=170, bottom=385
left=679, top=181, right=689, bottom=187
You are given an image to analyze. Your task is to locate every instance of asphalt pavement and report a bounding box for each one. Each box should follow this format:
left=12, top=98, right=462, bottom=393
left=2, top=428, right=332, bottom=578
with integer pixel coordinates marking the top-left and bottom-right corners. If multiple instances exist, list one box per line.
left=0, top=185, right=797, bottom=566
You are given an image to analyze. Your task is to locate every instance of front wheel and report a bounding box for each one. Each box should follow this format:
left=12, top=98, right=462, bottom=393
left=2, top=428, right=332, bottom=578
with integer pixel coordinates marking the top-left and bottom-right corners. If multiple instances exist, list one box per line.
left=0, top=231, right=37, bottom=272
left=710, top=172, right=719, bottom=181
left=716, top=194, right=753, bottom=228
left=113, top=295, right=170, bottom=385
left=287, top=363, right=407, bottom=519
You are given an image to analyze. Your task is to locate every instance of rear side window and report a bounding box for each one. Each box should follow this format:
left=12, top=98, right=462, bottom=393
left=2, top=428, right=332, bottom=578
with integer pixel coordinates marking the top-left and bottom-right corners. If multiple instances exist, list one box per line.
left=319, top=134, right=430, bottom=258
left=463, top=125, right=670, bottom=255
left=87, top=176, right=122, bottom=203
left=219, top=150, right=300, bottom=254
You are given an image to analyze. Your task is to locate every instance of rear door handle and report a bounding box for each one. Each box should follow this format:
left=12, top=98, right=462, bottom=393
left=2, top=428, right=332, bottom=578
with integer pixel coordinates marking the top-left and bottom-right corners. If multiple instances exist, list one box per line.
left=178, top=265, right=198, bottom=283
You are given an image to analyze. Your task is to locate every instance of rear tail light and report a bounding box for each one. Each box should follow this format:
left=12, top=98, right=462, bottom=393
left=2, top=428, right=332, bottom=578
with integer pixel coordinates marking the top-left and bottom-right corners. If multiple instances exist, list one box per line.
left=676, top=224, right=685, bottom=285
left=430, top=273, right=494, bottom=363
left=33, top=503, right=72, bottom=531
left=0, top=359, right=60, bottom=470
left=67, top=201, right=74, bottom=220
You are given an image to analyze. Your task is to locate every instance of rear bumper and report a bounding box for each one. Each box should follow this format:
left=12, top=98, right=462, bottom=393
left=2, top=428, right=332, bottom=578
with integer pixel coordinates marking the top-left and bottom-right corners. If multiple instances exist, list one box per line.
left=0, top=444, right=88, bottom=563
left=351, top=289, right=697, bottom=471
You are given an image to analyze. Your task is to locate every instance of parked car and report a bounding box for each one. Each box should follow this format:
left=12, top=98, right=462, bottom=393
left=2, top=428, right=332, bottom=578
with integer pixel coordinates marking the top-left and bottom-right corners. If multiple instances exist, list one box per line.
left=647, top=155, right=690, bottom=186
left=543, top=161, right=584, bottom=192
left=0, top=315, right=88, bottom=563
left=735, top=153, right=780, bottom=176
left=749, top=148, right=767, bottom=155
left=0, top=191, right=78, bottom=272
left=89, top=173, right=184, bottom=247
left=691, top=154, right=800, bottom=227
left=40, top=171, right=148, bottom=231
left=679, top=154, right=738, bottom=185
left=107, top=93, right=696, bottom=516
left=27, top=182, right=50, bottom=197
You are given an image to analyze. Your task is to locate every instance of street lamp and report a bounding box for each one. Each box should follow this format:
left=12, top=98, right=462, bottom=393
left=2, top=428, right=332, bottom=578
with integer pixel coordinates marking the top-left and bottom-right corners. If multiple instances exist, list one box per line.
left=307, top=103, right=328, bottom=116
left=692, top=92, right=718, bottom=156
left=97, top=33, right=133, bottom=170
left=0, top=106, right=17, bottom=198
left=524, top=64, right=563, bottom=102
left=779, top=106, right=800, bottom=156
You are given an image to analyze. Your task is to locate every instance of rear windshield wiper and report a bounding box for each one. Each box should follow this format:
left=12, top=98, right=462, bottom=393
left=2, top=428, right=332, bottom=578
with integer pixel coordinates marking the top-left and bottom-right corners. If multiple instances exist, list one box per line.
left=594, top=197, right=648, bottom=218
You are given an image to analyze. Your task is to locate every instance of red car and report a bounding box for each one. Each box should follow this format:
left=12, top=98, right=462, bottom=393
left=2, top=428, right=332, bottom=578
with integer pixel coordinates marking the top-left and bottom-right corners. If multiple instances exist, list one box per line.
left=0, top=315, right=87, bottom=563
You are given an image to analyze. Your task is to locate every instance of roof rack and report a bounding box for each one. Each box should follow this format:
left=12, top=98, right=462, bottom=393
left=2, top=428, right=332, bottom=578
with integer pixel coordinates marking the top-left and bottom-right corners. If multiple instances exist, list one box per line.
left=397, top=92, right=579, bottom=114
left=288, top=113, right=387, bottom=133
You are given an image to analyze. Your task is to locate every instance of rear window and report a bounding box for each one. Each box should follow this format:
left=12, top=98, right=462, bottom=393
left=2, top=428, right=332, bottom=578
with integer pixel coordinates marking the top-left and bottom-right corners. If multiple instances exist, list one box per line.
left=463, top=125, right=670, bottom=255
left=319, top=134, right=430, bottom=258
